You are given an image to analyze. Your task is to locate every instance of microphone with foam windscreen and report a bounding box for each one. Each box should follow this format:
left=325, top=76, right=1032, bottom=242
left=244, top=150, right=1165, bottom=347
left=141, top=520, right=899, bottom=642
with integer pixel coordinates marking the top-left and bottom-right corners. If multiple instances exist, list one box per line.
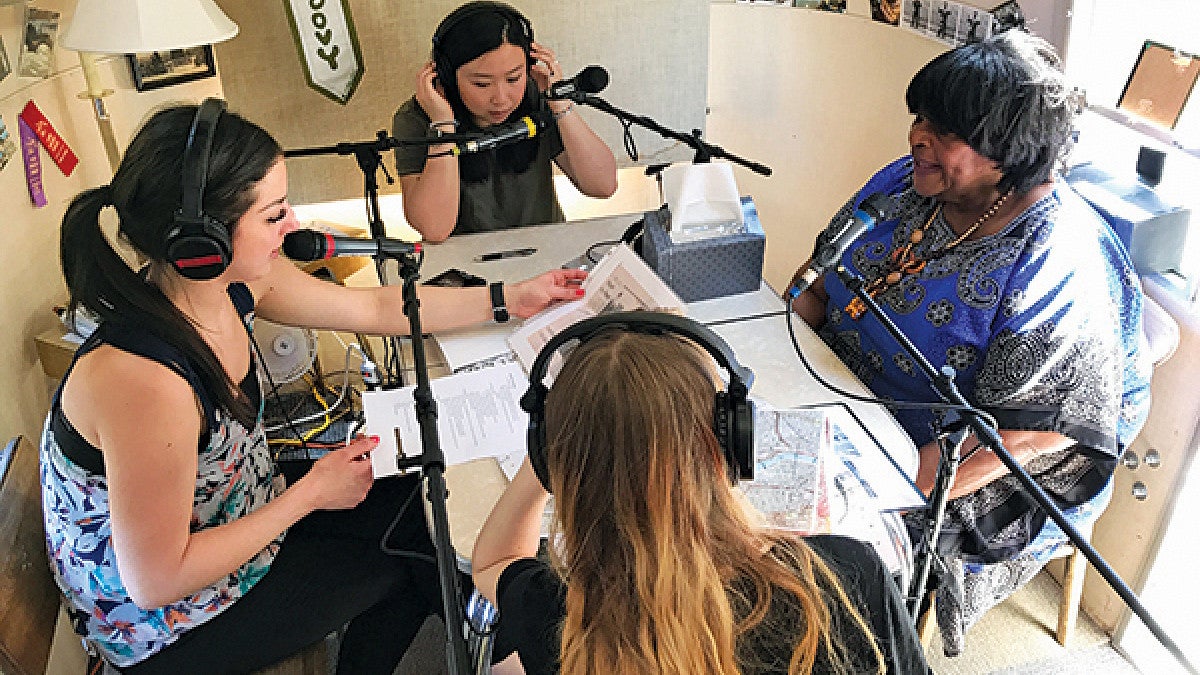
left=788, top=192, right=891, bottom=298
left=282, top=230, right=422, bottom=262
left=450, top=113, right=551, bottom=155
left=545, top=65, right=610, bottom=101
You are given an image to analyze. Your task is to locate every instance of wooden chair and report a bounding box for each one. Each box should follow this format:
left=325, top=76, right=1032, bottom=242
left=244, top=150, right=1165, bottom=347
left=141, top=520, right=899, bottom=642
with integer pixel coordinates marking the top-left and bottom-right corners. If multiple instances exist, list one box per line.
left=916, top=497, right=1104, bottom=650
left=0, top=436, right=60, bottom=675
left=2, top=435, right=330, bottom=674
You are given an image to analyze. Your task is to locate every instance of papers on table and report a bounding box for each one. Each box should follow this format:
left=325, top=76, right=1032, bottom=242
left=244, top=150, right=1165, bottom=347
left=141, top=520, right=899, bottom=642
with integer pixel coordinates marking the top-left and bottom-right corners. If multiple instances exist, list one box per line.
left=740, top=401, right=925, bottom=518
left=361, top=361, right=530, bottom=479
left=507, top=243, right=685, bottom=373
left=435, top=323, right=513, bottom=372
left=739, top=401, right=923, bottom=575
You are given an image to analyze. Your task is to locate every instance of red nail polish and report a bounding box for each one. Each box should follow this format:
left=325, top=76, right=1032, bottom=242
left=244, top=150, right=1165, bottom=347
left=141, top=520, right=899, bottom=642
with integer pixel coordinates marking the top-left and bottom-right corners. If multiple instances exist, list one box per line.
left=575, top=288, right=585, bottom=296
left=369, top=435, right=380, bottom=442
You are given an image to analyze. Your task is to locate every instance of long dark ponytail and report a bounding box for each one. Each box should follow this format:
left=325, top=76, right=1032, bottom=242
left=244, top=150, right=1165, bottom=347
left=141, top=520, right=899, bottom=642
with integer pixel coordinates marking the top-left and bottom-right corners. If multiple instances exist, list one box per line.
left=60, top=104, right=281, bottom=429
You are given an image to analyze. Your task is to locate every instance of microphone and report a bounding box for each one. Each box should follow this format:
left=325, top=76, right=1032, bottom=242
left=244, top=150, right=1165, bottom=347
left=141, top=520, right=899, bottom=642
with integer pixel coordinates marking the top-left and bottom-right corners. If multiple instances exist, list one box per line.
left=282, top=230, right=421, bottom=262
left=546, top=65, right=610, bottom=101
left=789, top=192, right=891, bottom=298
left=451, top=114, right=550, bottom=155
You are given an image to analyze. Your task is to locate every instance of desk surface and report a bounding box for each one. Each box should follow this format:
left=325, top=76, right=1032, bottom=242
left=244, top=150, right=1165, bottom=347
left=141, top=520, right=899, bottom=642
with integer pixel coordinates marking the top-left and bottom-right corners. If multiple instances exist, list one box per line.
left=417, top=212, right=788, bottom=326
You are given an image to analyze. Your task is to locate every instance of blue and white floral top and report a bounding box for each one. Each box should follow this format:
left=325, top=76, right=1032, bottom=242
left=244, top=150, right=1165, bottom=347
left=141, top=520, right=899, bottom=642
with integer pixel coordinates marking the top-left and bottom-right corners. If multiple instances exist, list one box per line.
left=818, top=157, right=1151, bottom=562
left=40, top=284, right=281, bottom=667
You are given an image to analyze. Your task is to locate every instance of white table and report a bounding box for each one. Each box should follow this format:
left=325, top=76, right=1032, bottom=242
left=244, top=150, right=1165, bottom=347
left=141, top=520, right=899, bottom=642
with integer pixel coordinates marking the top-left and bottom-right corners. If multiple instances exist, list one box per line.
left=422, top=215, right=921, bottom=563
left=416, top=212, right=789, bottom=327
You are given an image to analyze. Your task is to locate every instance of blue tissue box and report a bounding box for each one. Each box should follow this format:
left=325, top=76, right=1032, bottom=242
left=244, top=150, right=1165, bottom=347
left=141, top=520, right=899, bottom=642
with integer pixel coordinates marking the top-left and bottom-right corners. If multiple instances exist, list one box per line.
left=1065, top=162, right=1191, bottom=275
left=642, top=196, right=766, bottom=302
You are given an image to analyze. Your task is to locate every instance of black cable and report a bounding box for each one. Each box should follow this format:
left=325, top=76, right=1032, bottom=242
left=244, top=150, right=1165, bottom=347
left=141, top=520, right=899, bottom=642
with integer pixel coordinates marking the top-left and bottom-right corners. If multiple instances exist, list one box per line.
left=249, top=330, right=312, bottom=460
left=586, top=239, right=621, bottom=263
left=784, top=309, right=999, bottom=429
left=379, top=477, right=438, bottom=566
left=620, top=118, right=638, bottom=161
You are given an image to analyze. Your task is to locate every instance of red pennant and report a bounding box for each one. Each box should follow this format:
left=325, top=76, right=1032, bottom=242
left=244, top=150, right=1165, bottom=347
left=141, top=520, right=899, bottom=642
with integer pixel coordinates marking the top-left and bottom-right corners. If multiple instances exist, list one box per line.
left=19, top=100, right=79, bottom=177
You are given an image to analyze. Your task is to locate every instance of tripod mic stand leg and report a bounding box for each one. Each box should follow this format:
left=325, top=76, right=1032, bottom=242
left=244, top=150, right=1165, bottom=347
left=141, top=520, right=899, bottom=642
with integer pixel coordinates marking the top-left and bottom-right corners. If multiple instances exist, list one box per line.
left=908, top=424, right=969, bottom=619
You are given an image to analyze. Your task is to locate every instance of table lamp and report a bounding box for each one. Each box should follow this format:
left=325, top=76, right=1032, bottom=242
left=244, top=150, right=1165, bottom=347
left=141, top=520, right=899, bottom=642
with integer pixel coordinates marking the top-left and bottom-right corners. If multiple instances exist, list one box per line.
left=59, top=0, right=239, bottom=171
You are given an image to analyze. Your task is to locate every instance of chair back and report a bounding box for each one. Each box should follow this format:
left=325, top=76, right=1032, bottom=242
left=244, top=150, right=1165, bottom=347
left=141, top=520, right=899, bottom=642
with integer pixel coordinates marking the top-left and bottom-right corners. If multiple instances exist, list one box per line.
left=0, top=435, right=61, bottom=675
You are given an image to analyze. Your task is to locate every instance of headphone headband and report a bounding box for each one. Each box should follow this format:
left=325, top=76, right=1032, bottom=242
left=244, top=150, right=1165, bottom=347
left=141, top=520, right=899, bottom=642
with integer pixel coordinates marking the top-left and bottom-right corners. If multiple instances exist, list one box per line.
left=178, top=98, right=227, bottom=223
left=521, top=311, right=756, bottom=492
left=525, top=311, right=754, bottom=395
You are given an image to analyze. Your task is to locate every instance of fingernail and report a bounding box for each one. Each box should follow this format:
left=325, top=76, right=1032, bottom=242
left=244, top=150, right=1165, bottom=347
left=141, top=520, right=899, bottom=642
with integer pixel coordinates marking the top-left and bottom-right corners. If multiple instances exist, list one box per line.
left=369, top=435, right=380, bottom=442
left=575, top=288, right=585, bottom=296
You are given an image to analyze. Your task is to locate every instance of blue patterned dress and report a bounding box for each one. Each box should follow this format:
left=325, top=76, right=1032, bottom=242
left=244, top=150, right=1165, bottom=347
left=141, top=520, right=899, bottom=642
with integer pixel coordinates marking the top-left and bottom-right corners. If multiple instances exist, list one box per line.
left=817, top=157, right=1151, bottom=654
left=40, top=284, right=281, bottom=668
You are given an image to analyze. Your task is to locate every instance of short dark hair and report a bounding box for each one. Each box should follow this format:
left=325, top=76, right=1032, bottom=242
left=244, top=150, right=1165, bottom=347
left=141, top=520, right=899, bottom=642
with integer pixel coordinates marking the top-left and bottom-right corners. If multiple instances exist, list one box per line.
left=905, top=30, right=1081, bottom=195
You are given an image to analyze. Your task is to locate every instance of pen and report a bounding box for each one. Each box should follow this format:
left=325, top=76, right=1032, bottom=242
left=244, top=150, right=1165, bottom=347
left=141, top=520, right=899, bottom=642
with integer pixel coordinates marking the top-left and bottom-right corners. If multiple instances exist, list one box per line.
left=474, top=247, right=537, bottom=262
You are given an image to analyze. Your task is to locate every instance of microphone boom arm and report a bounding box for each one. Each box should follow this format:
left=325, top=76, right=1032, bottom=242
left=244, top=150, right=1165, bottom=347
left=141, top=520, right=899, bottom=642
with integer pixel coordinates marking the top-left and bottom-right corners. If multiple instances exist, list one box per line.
left=834, top=267, right=1198, bottom=675
left=577, top=94, right=772, bottom=177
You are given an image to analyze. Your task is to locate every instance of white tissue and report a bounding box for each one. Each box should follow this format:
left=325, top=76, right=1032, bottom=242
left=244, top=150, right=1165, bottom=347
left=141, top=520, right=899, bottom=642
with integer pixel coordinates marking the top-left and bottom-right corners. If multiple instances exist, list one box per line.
left=661, top=162, right=745, bottom=243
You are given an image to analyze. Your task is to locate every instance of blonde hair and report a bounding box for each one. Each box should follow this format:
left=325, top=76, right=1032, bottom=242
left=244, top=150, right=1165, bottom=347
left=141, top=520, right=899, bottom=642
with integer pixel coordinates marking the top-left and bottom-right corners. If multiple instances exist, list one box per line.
left=543, top=330, right=885, bottom=674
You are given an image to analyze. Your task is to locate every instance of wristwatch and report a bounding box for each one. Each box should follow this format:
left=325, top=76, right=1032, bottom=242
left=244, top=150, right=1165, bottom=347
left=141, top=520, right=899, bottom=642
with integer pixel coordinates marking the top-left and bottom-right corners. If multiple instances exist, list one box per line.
left=489, top=281, right=510, bottom=323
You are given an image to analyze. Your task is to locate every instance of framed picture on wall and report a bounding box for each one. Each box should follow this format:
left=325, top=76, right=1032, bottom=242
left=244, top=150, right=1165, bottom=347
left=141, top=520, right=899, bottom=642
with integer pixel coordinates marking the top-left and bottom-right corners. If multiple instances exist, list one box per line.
left=127, top=45, right=217, bottom=92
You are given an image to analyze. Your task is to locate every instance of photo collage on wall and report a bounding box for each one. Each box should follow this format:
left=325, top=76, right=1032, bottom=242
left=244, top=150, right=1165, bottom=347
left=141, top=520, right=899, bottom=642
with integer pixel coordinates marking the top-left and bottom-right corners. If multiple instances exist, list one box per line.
left=0, top=35, right=13, bottom=83
left=0, top=114, right=17, bottom=174
left=19, top=6, right=61, bottom=79
left=873, top=0, right=995, bottom=47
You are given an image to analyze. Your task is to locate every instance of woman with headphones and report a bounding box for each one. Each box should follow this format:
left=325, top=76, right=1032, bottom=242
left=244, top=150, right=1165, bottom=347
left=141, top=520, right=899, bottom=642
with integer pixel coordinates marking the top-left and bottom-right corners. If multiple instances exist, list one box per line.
left=393, top=1, right=618, bottom=242
left=41, top=99, right=579, bottom=672
left=473, top=313, right=931, bottom=674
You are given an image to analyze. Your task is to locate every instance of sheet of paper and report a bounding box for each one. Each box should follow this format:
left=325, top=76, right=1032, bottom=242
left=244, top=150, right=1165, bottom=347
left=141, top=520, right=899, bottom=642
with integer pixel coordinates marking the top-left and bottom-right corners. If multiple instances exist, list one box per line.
left=361, top=361, right=530, bottom=478
left=436, top=322, right=514, bottom=371
left=800, top=402, right=926, bottom=511
left=508, top=243, right=684, bottom=372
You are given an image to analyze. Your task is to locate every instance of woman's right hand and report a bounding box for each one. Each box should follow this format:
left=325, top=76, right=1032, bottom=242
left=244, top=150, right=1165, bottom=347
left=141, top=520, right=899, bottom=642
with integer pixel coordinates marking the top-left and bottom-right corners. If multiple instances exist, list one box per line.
left=415, top=60, right=455, bottom=124
left=298, top=435, right=378, bottom=511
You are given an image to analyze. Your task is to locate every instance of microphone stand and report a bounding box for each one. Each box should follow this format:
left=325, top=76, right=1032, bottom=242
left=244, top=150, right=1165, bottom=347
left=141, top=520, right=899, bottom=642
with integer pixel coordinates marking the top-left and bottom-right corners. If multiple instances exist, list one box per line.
left=390, top=250, right=471, bottom=675
left=284, top=133, right=487, bottom=675
left=835, top=267, right=1198, bottom=674
left=284, top=131, right=480, bottom=388
left=574, top=93, right=773, bottom=176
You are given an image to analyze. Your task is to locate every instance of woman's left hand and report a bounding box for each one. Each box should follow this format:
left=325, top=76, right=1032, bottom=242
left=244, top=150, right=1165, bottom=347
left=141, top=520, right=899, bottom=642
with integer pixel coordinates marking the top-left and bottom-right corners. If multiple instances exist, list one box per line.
left=529, top=42, right=562, bottom=93
left=507, top=268, right=587, bottom=319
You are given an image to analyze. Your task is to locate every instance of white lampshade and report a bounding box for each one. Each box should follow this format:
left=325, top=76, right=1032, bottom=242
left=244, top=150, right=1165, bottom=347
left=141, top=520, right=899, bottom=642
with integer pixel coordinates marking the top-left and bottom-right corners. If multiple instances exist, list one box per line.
left=61, top=0, right=238, bottom=54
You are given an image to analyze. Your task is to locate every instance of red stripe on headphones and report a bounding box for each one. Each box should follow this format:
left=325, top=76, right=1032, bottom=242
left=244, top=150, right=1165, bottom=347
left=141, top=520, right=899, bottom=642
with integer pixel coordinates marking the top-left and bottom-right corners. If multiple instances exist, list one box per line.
left=322, top=232, right=336, bottom=260
left=176, top=254, right=225, bottom=268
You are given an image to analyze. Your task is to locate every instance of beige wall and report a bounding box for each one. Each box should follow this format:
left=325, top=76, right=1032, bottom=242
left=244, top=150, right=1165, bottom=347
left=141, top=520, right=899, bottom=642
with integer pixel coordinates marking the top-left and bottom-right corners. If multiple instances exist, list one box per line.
left=0, top=1, right=222, bottom=446
left=707, top=5, right=945, bottom=291
left=215, top=0, right=710, bottom=206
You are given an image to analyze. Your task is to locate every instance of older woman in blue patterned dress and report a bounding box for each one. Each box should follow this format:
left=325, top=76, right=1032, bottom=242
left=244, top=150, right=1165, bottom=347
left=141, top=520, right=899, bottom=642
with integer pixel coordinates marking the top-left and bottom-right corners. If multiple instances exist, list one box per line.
left=788, top=30, right=1151, bottom=655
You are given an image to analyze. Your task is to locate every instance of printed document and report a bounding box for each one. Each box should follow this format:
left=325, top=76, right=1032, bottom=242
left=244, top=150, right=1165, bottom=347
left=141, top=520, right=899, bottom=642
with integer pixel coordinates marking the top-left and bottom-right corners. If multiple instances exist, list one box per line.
left=508, top=243, right=684, bottom=371
left=361, top=361, right=529, bottom=478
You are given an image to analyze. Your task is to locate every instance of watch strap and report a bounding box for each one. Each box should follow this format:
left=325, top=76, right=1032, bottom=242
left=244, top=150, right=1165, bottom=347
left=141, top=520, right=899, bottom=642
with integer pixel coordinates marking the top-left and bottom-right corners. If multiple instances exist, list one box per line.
left=490, top=281, right=510, bottom=323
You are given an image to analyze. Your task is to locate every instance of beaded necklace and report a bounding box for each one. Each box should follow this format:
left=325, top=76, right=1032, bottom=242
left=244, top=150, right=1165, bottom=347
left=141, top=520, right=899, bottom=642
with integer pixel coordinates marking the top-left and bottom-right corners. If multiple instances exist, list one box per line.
left=845, top=190, right=1011, bottom=320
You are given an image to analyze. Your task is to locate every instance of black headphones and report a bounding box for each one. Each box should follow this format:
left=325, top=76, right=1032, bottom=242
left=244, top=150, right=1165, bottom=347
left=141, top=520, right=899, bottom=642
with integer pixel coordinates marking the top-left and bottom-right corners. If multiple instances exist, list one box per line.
left=519, top=311, right=756, bottom=493
left=431, top=1, right=535, bottom=89
left=164, top=98, right=232, bottom=281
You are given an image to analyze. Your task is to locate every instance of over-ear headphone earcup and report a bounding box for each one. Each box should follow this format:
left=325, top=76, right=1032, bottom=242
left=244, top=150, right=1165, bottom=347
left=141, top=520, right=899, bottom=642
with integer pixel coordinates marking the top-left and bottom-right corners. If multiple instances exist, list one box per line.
left=165, top=215, right=233, bottom=281
left=731, top=393, right=755, bottom=482
left=519, top=385, right=552, bottom=491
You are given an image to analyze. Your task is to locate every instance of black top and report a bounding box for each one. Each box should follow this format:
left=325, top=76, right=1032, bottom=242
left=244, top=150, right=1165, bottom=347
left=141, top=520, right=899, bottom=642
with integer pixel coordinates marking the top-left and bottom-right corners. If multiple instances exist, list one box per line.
left=496, top=534, right=931, bottom=675
left=50, top=283, right=260, bottom=476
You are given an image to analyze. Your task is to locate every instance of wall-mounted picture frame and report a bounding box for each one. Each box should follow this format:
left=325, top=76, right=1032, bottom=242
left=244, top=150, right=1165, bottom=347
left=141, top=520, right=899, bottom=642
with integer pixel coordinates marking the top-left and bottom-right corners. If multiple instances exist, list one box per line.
left=127, top=45, right=217, bottom=92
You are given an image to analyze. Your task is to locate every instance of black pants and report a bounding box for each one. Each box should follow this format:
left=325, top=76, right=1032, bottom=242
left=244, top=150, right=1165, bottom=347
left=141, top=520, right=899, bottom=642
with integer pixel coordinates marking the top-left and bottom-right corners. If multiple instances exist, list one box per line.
left=123, top=472, right=500, bottom=674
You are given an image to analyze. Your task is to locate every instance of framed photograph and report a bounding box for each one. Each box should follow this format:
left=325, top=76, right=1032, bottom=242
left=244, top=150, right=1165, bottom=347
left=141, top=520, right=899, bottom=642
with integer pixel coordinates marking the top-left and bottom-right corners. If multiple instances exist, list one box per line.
left=127, top=45, right=217, bottom=92
left=1117, top=41, right=1199, bottom=130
